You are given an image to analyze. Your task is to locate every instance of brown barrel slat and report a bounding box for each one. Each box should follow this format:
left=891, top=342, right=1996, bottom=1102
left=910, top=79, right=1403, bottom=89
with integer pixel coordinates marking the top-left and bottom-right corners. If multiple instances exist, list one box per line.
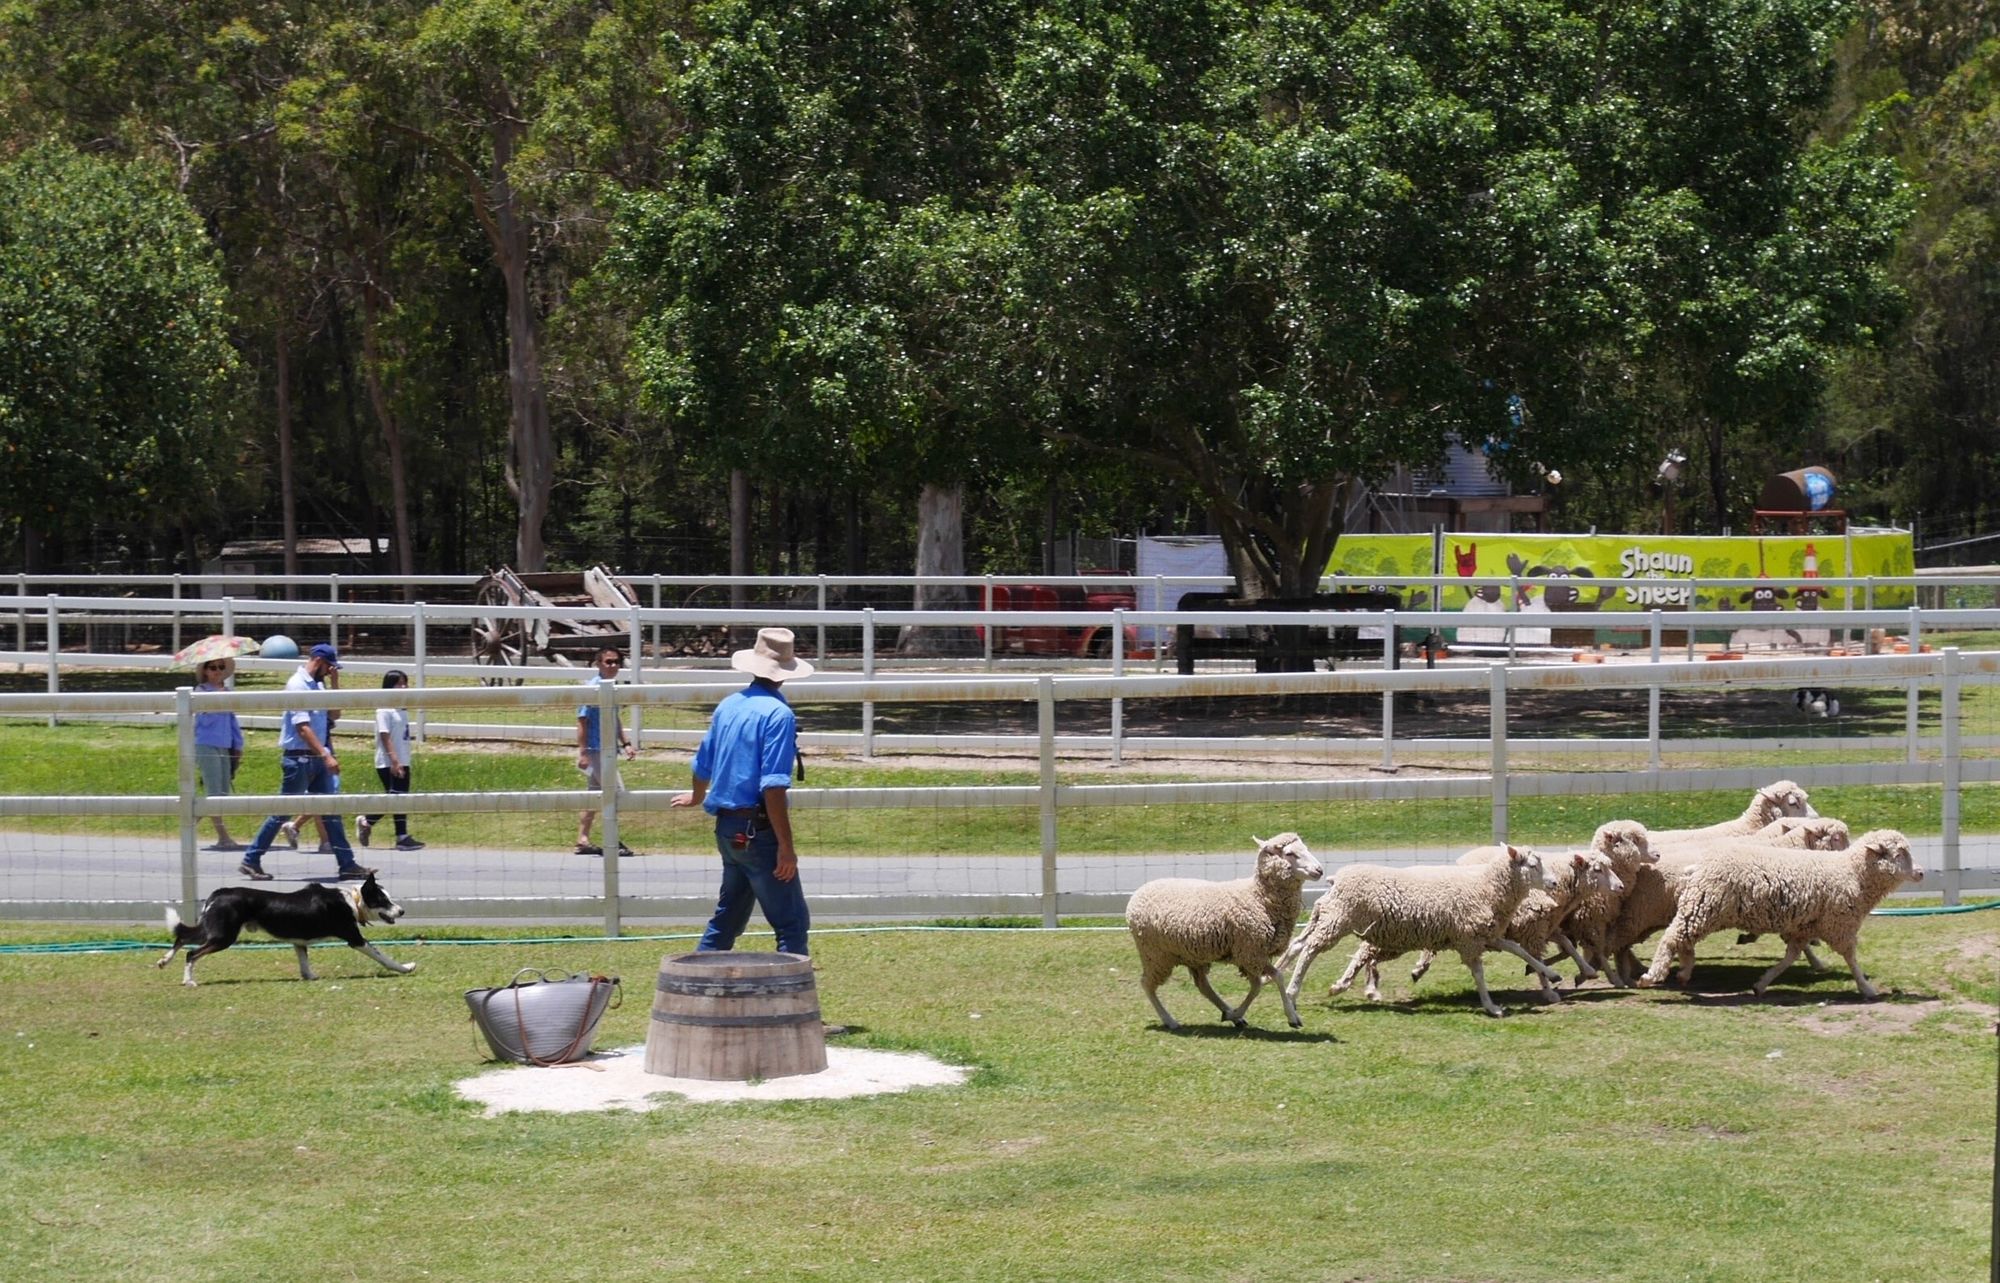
left=643, top=951, right=827, bottom=1081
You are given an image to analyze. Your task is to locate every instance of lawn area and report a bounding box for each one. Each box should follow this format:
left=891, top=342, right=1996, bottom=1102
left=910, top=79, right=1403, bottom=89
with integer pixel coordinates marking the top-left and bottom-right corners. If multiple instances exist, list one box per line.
left=0, top=913, right=1993, bottom=1282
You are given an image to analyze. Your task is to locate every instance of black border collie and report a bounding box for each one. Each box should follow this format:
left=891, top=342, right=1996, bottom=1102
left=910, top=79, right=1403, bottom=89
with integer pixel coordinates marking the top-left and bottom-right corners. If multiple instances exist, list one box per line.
left=157, top=875, right=416, bottom=987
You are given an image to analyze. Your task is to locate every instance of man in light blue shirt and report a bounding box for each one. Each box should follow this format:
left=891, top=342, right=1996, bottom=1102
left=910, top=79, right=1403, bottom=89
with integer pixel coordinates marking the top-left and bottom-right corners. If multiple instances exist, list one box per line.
left=239, top=644, right=375, bottom=881
left=671, top=627, right=814, bottom=955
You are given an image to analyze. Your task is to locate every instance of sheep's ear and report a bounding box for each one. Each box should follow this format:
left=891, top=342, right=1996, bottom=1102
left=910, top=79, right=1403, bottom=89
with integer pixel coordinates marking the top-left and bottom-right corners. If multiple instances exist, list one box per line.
left=1251, top=834, right=1266, bottom=849
left=1505, top=845, right=1523, bottom=864
left=1571, top=852, right=1588, bottom=870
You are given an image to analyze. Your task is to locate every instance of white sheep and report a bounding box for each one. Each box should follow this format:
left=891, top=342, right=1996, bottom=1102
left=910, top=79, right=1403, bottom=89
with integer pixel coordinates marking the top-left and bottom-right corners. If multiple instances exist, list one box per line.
left=1278, top=846, right=1563, bottom=1018
left=1604, top=812, right=1850, bottom=985
left=1126, top=832, right=1325, bottom=1031
left=1553, top=821, right=1658, bottom=983
left=1330, top=846, right=1624, bottom=1004
left=1644, top=780, right=1816, bottom=845
left=1636, top=830, right=1923, bottom=997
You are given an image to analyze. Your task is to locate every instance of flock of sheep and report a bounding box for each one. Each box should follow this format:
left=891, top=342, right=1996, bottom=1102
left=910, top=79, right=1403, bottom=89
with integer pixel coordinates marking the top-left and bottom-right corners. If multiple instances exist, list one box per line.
left=1124, top=781, right=1925, bottom=1030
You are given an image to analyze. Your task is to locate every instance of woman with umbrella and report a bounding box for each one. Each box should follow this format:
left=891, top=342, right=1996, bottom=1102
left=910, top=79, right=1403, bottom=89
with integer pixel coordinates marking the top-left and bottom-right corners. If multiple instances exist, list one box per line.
left=176, top=636, right=257, bottom=851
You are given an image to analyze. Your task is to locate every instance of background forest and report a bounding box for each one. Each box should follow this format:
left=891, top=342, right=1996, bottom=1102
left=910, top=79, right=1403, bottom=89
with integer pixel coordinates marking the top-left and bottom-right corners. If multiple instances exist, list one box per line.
left=0, top=0, right=1993, bottom=587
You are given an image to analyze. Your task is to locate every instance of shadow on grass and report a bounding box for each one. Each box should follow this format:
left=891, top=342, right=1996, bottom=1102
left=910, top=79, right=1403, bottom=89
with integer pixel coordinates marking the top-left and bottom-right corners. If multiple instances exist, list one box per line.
left=1152, top=1022, right=1338, bottom=1043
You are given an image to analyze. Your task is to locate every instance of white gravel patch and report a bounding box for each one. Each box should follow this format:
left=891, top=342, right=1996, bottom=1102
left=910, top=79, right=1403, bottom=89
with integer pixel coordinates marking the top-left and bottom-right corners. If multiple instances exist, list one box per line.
left=456, top=1044, right=970, bottom=1116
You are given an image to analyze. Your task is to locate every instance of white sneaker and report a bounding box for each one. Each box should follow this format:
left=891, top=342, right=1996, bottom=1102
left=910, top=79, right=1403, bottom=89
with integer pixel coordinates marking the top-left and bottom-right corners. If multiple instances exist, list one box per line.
left=356, top=816, right=373, bottom=847
left=279, top=821, right=299, bottom=849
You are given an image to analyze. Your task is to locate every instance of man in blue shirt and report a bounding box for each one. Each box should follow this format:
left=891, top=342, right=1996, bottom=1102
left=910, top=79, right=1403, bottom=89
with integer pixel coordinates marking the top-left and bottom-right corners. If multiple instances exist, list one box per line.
left=239, top=643, right=376, bottom=881
left=671, top=627, right=814, bottom=955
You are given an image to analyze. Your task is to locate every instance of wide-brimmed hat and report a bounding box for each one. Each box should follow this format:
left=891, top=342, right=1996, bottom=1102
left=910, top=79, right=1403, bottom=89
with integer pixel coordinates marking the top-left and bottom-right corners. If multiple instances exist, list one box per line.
left=732, top=627, right=814, bottom=682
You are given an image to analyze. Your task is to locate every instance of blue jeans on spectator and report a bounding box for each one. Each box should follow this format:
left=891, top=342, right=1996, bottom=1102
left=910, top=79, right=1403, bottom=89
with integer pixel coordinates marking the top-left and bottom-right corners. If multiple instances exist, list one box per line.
left=696, top=812, right=809, bottom=955
left=244, top=753, right=362, bottom=872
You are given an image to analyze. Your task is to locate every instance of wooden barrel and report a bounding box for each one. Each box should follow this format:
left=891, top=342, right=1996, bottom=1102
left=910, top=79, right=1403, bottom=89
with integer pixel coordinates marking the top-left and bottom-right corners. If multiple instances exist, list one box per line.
left=643, top=952, right=827, bottom=1081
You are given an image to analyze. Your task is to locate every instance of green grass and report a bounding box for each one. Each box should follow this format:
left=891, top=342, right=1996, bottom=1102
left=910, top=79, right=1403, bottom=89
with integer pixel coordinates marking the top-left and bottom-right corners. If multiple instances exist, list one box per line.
left=0, top=914, right=1992, bottom=1282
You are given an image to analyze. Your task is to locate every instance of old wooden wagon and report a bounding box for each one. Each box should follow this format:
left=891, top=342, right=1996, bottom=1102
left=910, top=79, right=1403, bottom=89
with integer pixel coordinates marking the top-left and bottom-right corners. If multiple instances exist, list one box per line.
left=470, top=565, right=641, bottom=684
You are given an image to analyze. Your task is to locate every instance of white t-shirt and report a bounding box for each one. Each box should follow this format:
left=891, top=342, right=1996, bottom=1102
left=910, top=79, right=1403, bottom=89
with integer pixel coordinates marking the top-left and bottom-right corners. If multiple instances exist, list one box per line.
left=374, top=706, right=413, bottom=770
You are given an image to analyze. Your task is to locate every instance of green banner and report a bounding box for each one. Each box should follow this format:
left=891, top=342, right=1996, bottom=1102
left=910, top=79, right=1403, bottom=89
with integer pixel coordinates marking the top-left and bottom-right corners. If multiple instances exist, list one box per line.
left=1327, top=530, right=1914, bottom=623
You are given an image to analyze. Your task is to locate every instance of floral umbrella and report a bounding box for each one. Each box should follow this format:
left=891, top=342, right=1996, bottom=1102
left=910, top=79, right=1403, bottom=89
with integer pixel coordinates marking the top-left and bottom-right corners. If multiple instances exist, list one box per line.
left=171, top=634, right=262, bottom=668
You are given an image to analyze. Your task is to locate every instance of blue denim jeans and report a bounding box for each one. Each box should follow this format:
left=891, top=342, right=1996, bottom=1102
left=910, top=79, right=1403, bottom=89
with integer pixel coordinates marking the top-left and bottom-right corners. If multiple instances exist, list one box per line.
left=696, top=813, right=810, bottom=955
left=244, top=753, right=360, bottom=870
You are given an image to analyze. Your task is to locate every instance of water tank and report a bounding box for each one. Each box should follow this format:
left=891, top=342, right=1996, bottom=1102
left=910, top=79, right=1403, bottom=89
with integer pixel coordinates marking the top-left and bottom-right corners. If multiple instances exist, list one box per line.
left=1759, top=467, right=1836, bottom=512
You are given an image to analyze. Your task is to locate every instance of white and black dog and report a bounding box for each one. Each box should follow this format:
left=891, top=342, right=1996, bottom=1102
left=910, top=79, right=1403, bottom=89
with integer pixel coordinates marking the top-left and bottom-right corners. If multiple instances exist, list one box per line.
left=157, top=875, right=416, bottom=987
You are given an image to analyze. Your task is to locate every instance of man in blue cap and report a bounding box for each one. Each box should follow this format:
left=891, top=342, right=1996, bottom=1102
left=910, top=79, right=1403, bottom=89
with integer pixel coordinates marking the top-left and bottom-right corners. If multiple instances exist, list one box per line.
left=238, top=643, right=376, bottom=881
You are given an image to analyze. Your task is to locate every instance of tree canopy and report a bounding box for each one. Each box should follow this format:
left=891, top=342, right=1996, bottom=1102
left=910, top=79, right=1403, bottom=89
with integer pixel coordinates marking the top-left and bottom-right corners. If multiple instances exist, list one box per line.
left=0, top=142, right=239, bottom=560
left=0, top=0, right=1986, bottom=578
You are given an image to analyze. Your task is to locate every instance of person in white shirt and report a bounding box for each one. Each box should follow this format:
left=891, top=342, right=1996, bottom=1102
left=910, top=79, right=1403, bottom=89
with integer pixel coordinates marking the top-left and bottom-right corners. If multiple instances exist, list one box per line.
left=357, top=669, right=425, bottom=851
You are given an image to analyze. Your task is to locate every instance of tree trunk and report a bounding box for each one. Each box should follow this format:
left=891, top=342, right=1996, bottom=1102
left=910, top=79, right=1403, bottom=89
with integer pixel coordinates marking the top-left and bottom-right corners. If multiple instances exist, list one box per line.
left=357, top=290, right=417, bottom=596
left=276, top=325, right=298, bottom=598
left=490, top=119, right=553, bottom=571
left=899, top=481, right=969, bottom=655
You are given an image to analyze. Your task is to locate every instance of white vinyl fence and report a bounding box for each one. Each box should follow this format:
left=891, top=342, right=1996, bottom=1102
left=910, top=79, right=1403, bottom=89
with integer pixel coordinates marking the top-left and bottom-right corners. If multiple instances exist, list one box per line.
left=0, top=649, right=1993, bottom=930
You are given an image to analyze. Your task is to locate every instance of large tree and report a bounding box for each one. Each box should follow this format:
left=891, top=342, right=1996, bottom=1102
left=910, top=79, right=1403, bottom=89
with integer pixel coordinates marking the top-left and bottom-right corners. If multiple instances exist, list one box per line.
left=0, top=143, right=240, bottom=568
left=990, top=0, right=1911, bottom=594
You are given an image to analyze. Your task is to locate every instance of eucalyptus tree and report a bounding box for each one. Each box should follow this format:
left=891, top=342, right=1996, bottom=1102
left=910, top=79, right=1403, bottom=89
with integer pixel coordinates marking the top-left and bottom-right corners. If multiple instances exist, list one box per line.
left=613, top=0, right=1040, bottom=643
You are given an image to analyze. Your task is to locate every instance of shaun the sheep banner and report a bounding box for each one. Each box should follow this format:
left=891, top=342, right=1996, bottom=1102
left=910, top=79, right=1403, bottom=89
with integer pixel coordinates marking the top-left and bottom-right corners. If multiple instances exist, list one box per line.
left=1326, top=531, right=1914, bottom=641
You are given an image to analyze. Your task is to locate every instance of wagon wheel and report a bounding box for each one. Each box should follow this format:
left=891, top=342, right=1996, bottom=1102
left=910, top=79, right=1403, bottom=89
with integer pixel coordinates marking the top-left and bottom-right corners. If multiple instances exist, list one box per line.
left=472, top=581, right=529, bottom=687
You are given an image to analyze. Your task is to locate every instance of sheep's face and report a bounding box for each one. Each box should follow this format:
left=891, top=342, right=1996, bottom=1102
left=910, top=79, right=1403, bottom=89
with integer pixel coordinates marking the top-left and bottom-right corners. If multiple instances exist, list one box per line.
left=1253, top=832, right=1324, bottom=883
left=1760, top=780, right=1817, bottom=819
left=1801, top=818, right=1851, bottom=851
left=1507, top=846, right=1559, bottom=891
left=1856, top=831, right=1922, bottom=887
left=1576, top=852, right=1625, bottom=897
left=1595, top=821, right=1654, bottom=867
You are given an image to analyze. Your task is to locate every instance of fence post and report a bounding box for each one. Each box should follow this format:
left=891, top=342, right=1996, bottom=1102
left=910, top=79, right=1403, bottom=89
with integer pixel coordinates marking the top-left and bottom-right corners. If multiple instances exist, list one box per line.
left=171, top=574, right=183, bottom=657
left=1648, top=610, right=1663, bottom=774
left=1906, top=606, right=1922, bottom=765
left=815, top=575, right=827, bottom=667
left=1380, top=610, right=1397, bottom=771
left=651, top=579, right=662, bottom=663
left=412, top=605, right=428, bottom=744
left=45, top=597, right=59, bottom=729
left=1038, top=674, right=1058, bottom=928
left=1111, top=608, right=1125, bottom=765
left=221, top=597, right=235, bottom=646
left=1153, top=574, right=1166, bottom=672
left=599, top=679, right=623, bottom=938
left=983, top=576, right=994, bottom=670
left=1940, top=648, right=1961, bottom=907
left=1506, top=579, right=1520, bottom=662
left=15, top=574, right=25, bottom=674
left=627, top=604, right=645, bottom=751
left=1490, top=664, right=1509, bottom=845
left=177, top=686, right=201, bottom=920
left=328, top=573, right=340, bottom=649
left=862, top=607, right=876, bottom=759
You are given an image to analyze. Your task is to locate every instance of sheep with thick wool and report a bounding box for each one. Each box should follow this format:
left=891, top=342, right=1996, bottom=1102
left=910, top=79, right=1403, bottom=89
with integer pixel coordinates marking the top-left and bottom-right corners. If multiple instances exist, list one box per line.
left=1278, top=846, right=1562, bottom=1018
left=1605, top=815, right=1851, bottom=984
left=1126, top=832, right=1324, bottom=1031
left=1644, top=780, right=1816, bottom=845
left=1636, top=829, right=1922, bottom=997
left=1329, top=846, right=1624, bottom=1003
left=1553, top=821, right=1658, bottom=981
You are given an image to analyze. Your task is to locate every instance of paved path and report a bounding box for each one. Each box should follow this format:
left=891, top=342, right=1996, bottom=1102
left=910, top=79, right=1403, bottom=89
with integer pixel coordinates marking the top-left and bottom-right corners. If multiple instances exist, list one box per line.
left=1, top=831, right=1980, bottom=919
